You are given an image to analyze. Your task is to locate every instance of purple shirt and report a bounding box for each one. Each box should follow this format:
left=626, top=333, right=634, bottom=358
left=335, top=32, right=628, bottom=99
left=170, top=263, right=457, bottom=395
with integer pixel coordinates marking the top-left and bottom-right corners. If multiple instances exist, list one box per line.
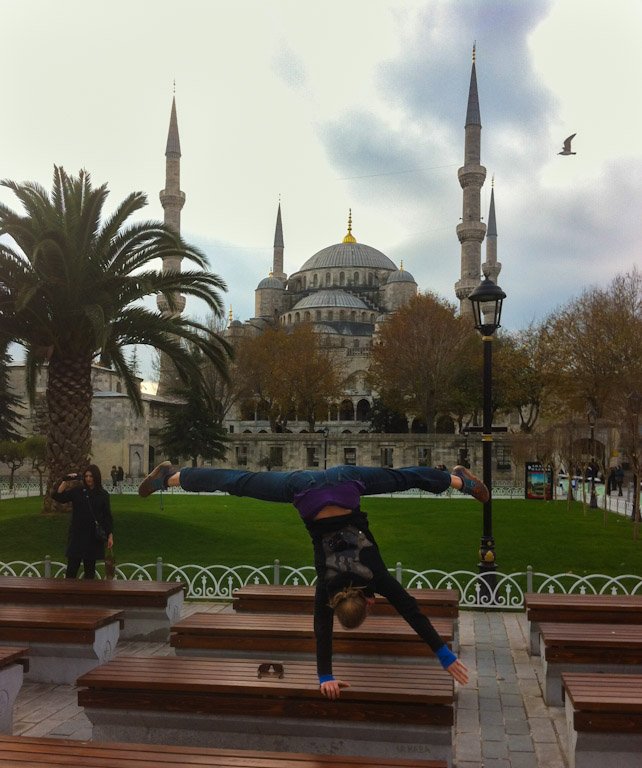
left=293, top=480, right=365, bottom=521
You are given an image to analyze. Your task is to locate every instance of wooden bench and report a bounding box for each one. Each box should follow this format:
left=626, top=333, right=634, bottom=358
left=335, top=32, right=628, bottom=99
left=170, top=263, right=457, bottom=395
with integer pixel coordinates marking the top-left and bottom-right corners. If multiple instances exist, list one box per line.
left=77, top=655, right=454, bottom=764
left=525, top=592, right=642, bottom=655
left=0, top=648, right=28, bottom=734
left=233, top=585, right=459, bottom=618
left=539, top=622, right=642, bottom=706
left=0, top=575, right=185, bottom=641
left=170, top=612, right=456, bottom=663
left=0, top=606, right=123, bottom=684
left=0, top=735, right=448, bottom=768
left=562, top=672, right=642, bottom=768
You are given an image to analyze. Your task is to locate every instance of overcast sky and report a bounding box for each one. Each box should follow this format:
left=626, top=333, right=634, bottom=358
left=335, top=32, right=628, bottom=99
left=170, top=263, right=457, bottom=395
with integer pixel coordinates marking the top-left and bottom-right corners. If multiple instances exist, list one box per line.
left=2, top=0, right=641, bottom=381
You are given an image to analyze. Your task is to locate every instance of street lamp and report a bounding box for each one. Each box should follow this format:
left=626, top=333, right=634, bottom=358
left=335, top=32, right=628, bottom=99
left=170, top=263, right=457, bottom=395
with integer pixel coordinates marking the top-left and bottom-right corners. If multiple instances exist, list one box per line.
left=322, top=427, right=329, bottom=470
left=587, top=405, right=598, bottom=509
left=468, top=274, right=506, bottom=585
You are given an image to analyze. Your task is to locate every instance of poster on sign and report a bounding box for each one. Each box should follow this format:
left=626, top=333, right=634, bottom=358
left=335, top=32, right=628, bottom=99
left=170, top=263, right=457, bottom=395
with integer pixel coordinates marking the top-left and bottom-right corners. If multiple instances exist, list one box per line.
left=524, top=462, right=553, bottom=500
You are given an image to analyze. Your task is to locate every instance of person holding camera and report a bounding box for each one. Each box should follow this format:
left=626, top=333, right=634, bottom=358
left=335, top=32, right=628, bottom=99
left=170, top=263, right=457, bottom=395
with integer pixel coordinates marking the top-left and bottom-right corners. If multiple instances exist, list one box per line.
left=52, top=464, right=114, bottom=579
left=139, top=462, right=488, bottom=696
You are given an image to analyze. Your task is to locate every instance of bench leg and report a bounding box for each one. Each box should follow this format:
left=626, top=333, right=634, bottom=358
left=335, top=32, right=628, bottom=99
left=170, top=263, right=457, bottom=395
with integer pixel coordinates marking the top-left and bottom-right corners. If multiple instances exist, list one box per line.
left=0, top=664, right=23, bottom=734
left=7, top=621, right=120, bottom=684
left=529, top=621, right=540, bottom=655
left=566, top=695, right=642, bottom=768
left=85, top=709, right=453, bottom=766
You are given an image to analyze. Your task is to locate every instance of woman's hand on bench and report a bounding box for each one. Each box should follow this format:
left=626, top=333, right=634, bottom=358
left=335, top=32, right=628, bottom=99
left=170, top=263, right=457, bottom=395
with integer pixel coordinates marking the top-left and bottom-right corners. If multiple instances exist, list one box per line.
left=446, top=658, right=469, bottom=685
left=320, top=679, right=350, bottom=699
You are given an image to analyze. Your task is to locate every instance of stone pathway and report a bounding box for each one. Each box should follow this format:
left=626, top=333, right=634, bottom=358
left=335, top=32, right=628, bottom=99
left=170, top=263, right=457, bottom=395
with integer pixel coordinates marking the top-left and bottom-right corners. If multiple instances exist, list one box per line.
left=12, top=607, right=570, bottom=767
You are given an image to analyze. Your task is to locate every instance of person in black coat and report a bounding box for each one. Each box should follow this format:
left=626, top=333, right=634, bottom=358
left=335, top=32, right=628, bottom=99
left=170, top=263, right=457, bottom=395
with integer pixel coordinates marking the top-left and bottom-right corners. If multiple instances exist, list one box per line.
left=51, top=464, right=114, bottom=579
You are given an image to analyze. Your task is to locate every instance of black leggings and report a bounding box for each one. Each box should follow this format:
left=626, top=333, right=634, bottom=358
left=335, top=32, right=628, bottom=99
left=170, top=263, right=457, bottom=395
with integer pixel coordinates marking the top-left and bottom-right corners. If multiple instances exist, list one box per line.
left=66, top=558, right=97, bottom=579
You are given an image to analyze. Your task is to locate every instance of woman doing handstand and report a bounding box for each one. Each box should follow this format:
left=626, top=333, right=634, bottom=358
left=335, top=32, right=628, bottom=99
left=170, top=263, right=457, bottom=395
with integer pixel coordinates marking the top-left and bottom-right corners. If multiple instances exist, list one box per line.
left=139, top=462, right=488, bottom=698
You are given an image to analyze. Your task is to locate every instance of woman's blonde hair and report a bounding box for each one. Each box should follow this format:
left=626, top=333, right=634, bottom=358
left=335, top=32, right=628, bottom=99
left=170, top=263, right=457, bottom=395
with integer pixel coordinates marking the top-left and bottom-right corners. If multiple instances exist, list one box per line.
left=328, top=586, right=368, bottom=629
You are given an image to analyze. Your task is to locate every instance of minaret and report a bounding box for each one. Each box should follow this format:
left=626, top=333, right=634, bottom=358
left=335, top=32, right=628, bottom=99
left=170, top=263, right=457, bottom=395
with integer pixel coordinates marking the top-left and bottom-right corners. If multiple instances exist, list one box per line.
left=455, top=44, right=487, bottom=318
left=482, top=176, right=501, bottom=285
left=272, top=201, right=286, bottom=281
left=157, top=94, right=187, bottom=396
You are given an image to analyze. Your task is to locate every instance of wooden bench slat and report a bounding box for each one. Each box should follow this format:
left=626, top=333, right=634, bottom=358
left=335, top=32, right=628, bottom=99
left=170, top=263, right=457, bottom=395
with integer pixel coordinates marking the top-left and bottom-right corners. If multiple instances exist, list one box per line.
left=0, top=735, right=447, bottom=767
left=77, top=656, right=453, bottom=703
left=0, top=607, right=124, bottom=631
left=0, top=647, right=29, bottom=670
left=540, top=622, right=642, bottom=647
left=0, top=576, right=184, bottom=608
left=171, top=613, right=453, bottom=658
left=233, top=586, right=459, bottom=618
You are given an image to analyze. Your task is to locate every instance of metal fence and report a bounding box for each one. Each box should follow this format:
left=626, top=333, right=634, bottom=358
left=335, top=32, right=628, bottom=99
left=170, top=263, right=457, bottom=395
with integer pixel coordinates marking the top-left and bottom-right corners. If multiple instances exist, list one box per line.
left=1, top=558, right=640, bottom=610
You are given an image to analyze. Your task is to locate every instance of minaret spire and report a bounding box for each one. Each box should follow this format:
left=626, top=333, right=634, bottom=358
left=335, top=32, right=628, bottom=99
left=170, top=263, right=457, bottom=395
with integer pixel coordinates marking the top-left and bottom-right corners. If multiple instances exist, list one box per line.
left=272, top=200, right=286, bottom=281
left=455, top=44, right=487, bottom=317
left=157, top=93, right=187, bottom=396
left=482, top=176, right=501, bottom=285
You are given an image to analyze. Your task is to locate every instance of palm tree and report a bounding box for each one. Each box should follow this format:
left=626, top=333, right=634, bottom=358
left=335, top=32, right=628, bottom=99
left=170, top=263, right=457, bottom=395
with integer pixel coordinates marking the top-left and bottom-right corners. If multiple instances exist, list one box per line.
left=0, top=166, right=231, bottom=509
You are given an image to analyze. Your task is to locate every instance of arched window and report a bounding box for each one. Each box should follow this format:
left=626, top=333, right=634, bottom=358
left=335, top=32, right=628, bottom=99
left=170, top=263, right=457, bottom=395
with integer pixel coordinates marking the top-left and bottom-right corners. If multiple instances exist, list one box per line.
left=339, top=399, right=354, bottom=420
left=295, top=312, right=300, bottom=323
left=339, top=310, right=345, bottom=321
left=339, top=272, right=345, bottom=285
left=325, top=272, right=331, bottom=286
left=316, top=310, right=321, bottom=320
left=350, top=311, right=356, bottom=321
left=353, top=338, right=359, bottom=348
left=287, top=314, right=292, bottom=324
left=328, top=310, right=334, bottom=321
left=302, top=276, right=307, bottom=289
left=361, top=311, right=366, bottom=322
left=368, top=273, right=374, bottom=286
left=304, top=311, right=311, bottom=321
left=356, top=399, right=371, bottom=420
left=313, top=274, right=318, bottom=287
left=353, top=272, right=359, bottom=285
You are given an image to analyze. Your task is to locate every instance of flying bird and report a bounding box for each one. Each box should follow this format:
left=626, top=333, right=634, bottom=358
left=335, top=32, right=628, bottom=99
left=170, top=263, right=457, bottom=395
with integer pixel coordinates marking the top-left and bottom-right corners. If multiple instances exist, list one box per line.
left=558, top=133, right=577, bottom=155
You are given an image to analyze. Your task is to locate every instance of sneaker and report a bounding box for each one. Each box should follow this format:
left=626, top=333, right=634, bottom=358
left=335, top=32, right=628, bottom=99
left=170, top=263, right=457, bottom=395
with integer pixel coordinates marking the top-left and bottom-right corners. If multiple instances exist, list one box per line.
left=453, top=465, right=490, bottom=503
left=138, top=461, right=175, bottom=498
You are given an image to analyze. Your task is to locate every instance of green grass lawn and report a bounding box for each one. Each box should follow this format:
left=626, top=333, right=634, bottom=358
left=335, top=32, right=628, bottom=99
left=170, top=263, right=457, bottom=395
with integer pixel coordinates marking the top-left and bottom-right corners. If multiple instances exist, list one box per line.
left=0, top=494, right=640, bottom=576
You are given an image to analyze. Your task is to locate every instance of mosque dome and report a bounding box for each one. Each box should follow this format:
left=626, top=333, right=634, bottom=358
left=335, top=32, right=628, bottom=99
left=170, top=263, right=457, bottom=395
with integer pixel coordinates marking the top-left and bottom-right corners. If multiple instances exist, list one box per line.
left=296, top=211, right=396, bottom=272
left=386, top=265, right=416, bottom=284
left=299, top=242, right=396, bottom=272
left=256, top=274, right=284, bottom=290
left=291, top=289, right=369, bottom=311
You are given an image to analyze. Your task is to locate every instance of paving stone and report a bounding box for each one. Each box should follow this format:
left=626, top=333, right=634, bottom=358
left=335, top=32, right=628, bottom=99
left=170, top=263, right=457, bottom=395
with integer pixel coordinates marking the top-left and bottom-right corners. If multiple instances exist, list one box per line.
left=507, top=752, right=539, bottom=768
left=482, top=739, right=509, bottom=759
left=480, top=724, right=506, bottom=742
left=507, top=734, right=535, bottom=752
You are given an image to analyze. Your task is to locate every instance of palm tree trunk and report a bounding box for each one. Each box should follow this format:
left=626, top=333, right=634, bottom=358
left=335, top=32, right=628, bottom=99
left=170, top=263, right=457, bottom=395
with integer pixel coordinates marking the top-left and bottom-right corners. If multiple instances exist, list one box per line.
left=43, top=355, right=93, bottom=513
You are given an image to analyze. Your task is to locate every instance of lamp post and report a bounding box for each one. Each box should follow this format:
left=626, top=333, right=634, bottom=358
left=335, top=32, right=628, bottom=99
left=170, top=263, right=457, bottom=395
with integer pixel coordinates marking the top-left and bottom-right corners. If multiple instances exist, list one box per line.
left=468, top=275, right=506, bottom=586
left=587, top=406, right=598, bottom=509
left=322, top=427, right=329, bottom=470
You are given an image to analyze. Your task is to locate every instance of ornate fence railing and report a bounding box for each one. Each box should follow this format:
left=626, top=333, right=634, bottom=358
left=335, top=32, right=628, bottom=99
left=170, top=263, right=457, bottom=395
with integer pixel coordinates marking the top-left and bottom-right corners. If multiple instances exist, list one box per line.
left=1, top=558, right=640, bottom=609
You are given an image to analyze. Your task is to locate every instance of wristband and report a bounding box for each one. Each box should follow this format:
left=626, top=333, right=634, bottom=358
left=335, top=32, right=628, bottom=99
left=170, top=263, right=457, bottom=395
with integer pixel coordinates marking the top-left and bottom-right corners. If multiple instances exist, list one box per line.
left=318, top=674, right=335, bottom=684
left=436, top=644, right=457, bottom=669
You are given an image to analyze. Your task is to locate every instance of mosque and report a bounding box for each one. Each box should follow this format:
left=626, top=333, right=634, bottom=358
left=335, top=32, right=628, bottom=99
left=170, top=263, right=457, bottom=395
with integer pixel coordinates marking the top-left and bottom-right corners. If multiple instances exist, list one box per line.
left=10, top=48, right=512, bottom=480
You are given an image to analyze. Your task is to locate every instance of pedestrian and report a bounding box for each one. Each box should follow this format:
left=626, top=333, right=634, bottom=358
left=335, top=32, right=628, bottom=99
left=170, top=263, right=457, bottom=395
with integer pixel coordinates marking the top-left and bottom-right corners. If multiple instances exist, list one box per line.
left=52, top=465, right=114, bottom=579
left=615, top=465, right=624, bottom=497
left=139, top=462, right=489, bottom=697
left=110, top=465, right=118, bottom=490
left=116, top=465, right=124, bottom=494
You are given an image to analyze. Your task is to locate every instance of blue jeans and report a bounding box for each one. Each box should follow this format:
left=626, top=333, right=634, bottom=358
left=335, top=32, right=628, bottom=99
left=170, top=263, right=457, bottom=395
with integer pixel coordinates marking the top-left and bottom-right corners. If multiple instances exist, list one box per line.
left=178, top=465, right=451, bottom=502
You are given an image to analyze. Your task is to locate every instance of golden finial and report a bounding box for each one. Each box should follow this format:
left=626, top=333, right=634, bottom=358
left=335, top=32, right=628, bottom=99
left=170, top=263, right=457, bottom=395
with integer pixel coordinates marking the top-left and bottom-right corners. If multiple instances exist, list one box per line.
left=173, top=79, right=176, bottom=94
left=342, top=208, right=357, bottom=243
left=492, top=174, right=495, bottom=188
left=472, top=42, right=476, bottom=63
left=269, top=271, right=273, bottom=277
left=400, top=260, right=404, bottom=271
left=228, top=306, right=233, bottom=325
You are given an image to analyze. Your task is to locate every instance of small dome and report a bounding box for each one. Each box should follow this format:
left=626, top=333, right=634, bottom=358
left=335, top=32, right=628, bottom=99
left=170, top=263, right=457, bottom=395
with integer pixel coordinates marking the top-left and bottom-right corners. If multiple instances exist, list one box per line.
left=291, top=289, right=369, bottom=311
left=256, top=275, right=284, bottom=290
left=386, top=267, right=416, bottom=284
left=230, top=319, right=243, bottom=327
